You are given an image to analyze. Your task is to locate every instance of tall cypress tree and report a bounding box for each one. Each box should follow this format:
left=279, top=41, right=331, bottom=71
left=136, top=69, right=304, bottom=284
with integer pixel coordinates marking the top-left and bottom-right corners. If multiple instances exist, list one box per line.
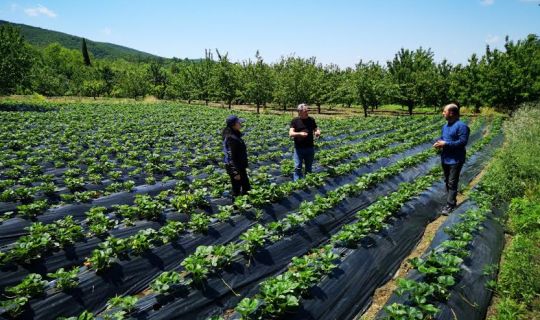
left=82, top=38, right=91, bottom=66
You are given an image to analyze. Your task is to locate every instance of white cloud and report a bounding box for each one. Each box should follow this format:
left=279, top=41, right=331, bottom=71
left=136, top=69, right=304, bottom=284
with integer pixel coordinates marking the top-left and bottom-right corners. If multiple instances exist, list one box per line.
left=486, top=34, right=500, bottom=45
left=480, top=0, right=494, bottom=5
left=101, top=27, right=112, bottom=36
left=24, top=4, right=57, bottom=18
left=10, top=3, right=18, bottom=12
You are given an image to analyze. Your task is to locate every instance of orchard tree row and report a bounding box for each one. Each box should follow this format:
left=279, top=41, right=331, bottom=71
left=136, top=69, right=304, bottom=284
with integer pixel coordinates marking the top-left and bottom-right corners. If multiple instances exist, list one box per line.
left=1, top=25, right=539, bottom=114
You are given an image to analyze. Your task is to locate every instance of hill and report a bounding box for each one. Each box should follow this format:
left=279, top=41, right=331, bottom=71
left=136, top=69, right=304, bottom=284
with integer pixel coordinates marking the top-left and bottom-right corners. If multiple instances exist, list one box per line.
left=0, top=20, right=165, bottom=62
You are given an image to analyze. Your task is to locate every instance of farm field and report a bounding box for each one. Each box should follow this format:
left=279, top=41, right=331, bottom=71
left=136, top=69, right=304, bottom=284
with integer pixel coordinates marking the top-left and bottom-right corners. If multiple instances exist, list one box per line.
left=0, top=100, right=507, bottom=320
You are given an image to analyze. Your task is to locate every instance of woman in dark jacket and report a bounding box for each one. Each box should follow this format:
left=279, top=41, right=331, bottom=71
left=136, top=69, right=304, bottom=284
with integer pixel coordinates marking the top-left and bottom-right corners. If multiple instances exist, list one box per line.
left=222, top=115, right=251, bottom=197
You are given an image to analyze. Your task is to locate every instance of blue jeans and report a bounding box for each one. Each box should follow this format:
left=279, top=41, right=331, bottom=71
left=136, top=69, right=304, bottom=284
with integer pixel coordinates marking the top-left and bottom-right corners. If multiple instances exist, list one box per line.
left=293, top=147, right=315, bottom=181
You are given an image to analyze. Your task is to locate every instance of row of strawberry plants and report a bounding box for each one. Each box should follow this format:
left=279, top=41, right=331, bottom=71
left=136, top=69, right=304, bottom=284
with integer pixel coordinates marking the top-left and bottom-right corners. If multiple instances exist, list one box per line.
left=43, top=117, right=485, bottom=319
left=0, top=112, right=407, bottom=218
left=6, top=121, right=449, bottom=320
left=92, top=129, right=452, bottom=318
left=0, top=115, right=463, bottom=273
left=0, top=115, right=419, bottom=248
left=68, top=123, right=441, bottom=273
left=0, top=118, right=423, bottom=290
left=226, top=118, right=498, bottom=319
left=232, top=171, right=443, bottom=319
left=383, top=192, right=491, bottom=319
left=232, top=119, right=443, bottom=211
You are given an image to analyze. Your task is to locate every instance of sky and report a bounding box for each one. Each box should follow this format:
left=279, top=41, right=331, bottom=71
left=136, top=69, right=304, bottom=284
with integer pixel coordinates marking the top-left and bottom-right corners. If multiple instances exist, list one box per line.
left=1, top=0, right=539, bottom=67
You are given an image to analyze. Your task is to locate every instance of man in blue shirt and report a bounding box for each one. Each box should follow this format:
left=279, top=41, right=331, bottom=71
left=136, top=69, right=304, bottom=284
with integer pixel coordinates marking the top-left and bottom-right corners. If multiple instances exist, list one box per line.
left=433, top=104, right=470, bottom=215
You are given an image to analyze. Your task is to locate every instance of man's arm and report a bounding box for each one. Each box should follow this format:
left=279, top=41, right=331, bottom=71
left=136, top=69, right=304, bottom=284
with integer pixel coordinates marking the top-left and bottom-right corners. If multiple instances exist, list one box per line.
left=313, top=119, right=321, bottom=137
left=289, top=127, right=307, bottom=138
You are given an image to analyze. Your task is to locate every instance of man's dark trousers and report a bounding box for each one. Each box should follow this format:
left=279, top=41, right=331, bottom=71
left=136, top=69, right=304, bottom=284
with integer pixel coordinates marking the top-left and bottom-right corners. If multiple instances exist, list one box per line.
left=442, top=162, right=463, bottom=207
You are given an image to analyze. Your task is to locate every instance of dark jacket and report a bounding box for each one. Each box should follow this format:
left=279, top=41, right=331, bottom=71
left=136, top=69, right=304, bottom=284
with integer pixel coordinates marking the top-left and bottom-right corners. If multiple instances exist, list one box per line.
left=223, top=128, right=248, bottom=175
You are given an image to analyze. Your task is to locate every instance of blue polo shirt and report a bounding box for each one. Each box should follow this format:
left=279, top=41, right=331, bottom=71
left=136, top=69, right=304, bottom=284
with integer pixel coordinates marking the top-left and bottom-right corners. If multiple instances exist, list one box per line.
left=440, top=119, right=470, bottom=165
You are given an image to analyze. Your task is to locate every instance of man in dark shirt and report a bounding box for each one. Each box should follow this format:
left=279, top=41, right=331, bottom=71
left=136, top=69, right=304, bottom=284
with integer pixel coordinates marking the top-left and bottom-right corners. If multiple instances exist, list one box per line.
left=433, top=103, right=470, bottom=215
left=289, top=104, right=321, bottom=181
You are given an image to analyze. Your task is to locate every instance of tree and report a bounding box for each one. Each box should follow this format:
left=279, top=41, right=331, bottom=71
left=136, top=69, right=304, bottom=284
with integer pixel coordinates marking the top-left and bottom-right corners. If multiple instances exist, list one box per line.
left=186, top=50, right=215, bottom=105
left=273, top=56, right=318, bottom=111
left=117, top=63, right=149, bottom=99
left=355, top=61, right=388, bottom=117
left=334, top=68, right=357, bottom=109
left=82, top=38, right=91, bottom=66
left=387, top=48, right=438, bottom=115
left=98, top=64, right=116, bottom=96
left=482, top=34, right=540, bottom=113
left=147, top=61, right=169, bottom=99
left=214, top=49, right=241, bottom=109
left=243, top=51, right=274, bottom=113
left=449, top=55, right=485, bottom=113
left=31, top=43, right=85, bottom=96
left=309, top=63, right=333, bottom=114
left=0, top=25, right=35, bottom=94
left=432, top=59, right=454, bottom=110
left=82, top=79, right=105, bottom=99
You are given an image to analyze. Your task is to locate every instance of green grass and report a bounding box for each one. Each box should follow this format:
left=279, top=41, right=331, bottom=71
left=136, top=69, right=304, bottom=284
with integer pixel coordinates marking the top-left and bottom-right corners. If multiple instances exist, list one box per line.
left=482, top=102, right=540, bottom=320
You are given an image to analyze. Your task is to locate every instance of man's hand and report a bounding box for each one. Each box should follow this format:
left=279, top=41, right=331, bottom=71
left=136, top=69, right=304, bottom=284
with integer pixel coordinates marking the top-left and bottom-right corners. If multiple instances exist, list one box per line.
left=433, top=140, right=446, bottom=149
left=234, top=174, right=241, bottom=181
left=314, top=129, right=321, bottom=138
left=298, top=131, right=308, bottom=138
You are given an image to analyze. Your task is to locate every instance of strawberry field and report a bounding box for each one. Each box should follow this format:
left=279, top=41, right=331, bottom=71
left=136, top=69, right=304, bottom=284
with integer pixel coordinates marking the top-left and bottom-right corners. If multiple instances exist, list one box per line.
left=0, top=101, right=504, bottom=320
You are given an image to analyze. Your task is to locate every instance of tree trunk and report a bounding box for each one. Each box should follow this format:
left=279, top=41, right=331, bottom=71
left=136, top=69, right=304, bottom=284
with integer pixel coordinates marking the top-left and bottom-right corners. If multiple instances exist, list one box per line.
left=205, top=99, right=208, bottom=106
left=256, top=103, right=260, bottom=114
left=228, top=101, right=232, bottom=109
left=408, top=104, right=413, bottom=116
left=364, top=107, right=368, bottom=118
left=317, top=103, right=321, bottom=114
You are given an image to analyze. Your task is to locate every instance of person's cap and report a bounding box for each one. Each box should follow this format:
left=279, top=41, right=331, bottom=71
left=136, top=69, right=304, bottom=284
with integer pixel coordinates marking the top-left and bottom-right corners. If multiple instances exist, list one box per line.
left=226, top=115, right=245, bottom=127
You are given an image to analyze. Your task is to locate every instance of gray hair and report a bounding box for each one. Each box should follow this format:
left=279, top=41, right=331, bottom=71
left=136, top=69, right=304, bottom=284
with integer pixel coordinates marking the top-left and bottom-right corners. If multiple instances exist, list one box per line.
left=297, top=103, right=309, bottom=112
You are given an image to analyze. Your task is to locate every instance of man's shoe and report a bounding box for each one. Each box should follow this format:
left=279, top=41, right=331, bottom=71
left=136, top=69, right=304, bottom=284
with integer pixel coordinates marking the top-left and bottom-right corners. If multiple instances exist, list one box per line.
left=441, top=205, right=455, bottom=216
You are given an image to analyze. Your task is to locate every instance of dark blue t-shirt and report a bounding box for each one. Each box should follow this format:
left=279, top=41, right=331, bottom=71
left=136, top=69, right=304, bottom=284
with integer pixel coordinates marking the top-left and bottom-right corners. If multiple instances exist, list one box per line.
left=440, top=120, right=470, bottom=165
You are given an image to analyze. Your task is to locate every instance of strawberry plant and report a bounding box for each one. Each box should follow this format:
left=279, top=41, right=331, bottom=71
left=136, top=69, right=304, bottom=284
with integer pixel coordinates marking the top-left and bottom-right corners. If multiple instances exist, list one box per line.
left=187, top=213, right=211, bottom=233
left=53, top=215, right=84, bottom=246
left=5, top=273, right=47, bottom=298
left=128, top=229, right=159, bottom=254
left=48, top=266, right=80, bottom=291
left=149, top=271, right=185, bottom=295
left=86, top=206, right=115, bottom=236
left=134, top=194, right=165, bottom=220
left=158, top=220, right=186, bottom=243
left=105, top=295, right=138, bottom=318
left=87, top=248, right=115, bottom=272
left=240, top=224, right=268, bottom=254
left=16, top=199, right=49, bottom=218
left=236, top=297, right=259, bottom=319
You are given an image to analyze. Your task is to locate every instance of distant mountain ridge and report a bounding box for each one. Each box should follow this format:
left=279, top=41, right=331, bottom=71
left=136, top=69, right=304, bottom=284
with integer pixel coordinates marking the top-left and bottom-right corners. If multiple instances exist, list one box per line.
left=0, top=20, right=166, bottom=61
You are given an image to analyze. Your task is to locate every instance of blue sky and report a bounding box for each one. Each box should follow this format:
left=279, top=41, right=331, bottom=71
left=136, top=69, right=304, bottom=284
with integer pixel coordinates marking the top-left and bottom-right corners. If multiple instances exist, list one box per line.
left=1, top=0, right=538, bottom=67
